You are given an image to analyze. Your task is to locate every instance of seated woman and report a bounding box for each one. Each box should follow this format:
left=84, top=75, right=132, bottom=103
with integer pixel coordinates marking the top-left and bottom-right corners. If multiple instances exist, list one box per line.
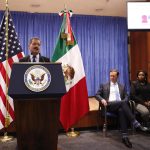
left=130, top=70, right=150, bottom=127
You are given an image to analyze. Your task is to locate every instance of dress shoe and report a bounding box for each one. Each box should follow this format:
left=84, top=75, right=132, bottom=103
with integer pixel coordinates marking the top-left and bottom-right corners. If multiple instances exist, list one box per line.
left=122, top=137, right=132, bottom=148
left=136, top=125, right=149, bottom=133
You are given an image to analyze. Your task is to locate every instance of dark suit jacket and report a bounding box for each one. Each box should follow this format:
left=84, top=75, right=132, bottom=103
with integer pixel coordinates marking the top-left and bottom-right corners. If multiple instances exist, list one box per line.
left=95, top=82, right=128, bottom=102
left=19, top=55, right=50, bottom=62
left=130, top=80, right=150, bottom=105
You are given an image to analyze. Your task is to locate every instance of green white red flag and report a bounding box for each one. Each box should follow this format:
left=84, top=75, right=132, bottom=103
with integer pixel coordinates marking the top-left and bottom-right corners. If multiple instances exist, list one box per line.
left=52, top=10, right=89, bottom=131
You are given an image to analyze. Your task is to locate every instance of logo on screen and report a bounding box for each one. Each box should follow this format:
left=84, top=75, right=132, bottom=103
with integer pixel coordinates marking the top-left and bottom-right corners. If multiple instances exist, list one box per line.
left=24, top=65, right=51, bottom=92
left=142, top=15, right=148, bottom=23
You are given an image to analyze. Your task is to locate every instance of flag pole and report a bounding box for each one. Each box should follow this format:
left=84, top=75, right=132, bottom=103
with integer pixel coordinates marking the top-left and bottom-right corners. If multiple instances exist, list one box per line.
left=59, top=6, right=80, bottom=138
left=0, top=0, right=13, bottom=142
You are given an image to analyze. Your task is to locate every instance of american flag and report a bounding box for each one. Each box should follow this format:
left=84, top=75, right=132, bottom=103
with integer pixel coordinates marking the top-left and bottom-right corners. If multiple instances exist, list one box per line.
left=0, top=10, right=24, bottom=129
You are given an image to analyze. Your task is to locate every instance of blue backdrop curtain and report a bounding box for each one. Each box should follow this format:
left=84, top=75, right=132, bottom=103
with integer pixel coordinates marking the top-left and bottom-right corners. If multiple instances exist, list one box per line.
left=0, top=11, right=129, bottom=96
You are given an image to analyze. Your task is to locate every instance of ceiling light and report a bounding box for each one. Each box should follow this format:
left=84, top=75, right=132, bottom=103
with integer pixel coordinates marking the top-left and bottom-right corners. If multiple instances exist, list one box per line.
left=95, top=8, right=104, bottom=12
left=30, top=4, right=41, bottom=8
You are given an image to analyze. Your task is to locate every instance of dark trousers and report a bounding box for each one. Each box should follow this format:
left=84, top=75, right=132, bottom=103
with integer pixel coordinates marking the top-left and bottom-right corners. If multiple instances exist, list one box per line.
left=107, top=101, right=135, bottom=133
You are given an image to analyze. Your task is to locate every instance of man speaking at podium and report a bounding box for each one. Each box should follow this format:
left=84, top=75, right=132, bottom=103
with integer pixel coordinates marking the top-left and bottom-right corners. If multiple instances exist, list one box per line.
left=19, top=37, right=50, bottom=62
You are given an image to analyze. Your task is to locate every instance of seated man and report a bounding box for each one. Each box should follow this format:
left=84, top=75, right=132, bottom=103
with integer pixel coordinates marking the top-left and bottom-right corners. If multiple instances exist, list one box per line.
left=95, top=69, right=149, bottom=148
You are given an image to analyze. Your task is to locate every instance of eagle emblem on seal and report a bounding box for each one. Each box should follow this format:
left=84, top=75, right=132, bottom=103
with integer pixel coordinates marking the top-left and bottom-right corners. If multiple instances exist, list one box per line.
left=24, top=65, right=51, bottom=92
left=30, top=73, right=45, bottom=85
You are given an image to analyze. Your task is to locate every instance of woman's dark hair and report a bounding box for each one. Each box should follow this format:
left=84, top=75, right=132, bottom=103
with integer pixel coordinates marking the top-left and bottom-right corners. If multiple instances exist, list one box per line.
left=136, top=70, right=148, bottom=82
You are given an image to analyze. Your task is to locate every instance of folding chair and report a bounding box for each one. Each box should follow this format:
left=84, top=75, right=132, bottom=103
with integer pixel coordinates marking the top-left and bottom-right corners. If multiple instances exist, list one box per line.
left=98, top=100, right=135, bottom=137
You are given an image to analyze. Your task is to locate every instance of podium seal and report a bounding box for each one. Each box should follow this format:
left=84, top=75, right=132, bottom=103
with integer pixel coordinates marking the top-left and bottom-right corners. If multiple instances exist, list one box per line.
left=24, top=65, right=51, bottom=92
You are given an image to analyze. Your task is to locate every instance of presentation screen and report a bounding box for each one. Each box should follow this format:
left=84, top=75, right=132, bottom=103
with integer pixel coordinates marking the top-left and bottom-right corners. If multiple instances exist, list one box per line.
left=127, top=2, right=150, bottom=30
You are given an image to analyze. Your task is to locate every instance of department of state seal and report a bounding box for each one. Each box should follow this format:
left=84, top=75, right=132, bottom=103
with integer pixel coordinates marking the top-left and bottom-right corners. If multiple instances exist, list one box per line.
left=24, top=65, right=51, bottom=92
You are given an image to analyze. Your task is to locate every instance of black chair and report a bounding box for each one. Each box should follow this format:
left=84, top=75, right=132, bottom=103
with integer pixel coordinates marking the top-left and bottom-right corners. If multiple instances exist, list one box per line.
left=98, top=100, right=135, bottom=137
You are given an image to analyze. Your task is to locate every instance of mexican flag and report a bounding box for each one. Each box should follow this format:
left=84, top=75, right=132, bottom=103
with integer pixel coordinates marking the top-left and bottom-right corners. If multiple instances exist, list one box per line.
left=52, top=10, right=89, bottom=131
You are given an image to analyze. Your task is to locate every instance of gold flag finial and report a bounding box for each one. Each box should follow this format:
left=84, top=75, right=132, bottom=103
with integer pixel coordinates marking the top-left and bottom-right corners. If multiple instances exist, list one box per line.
left=64, top=4, right=67, bottom=12
left=5, top=0, right=8, bottom=7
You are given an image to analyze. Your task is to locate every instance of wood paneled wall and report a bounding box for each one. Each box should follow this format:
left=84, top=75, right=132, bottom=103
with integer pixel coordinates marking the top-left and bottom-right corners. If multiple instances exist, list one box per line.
left=147, top=33, right=150, bottom=82
left=129, top=32, right=150, bottom=81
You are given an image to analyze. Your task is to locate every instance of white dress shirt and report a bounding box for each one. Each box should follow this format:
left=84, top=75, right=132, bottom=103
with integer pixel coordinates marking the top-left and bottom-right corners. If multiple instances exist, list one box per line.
left=109, top=82, right=121, bottom=102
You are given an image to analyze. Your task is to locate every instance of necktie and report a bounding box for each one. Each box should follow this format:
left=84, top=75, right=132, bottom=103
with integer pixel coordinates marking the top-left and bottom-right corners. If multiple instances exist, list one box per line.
left=32, top=56, right=36, bottom=62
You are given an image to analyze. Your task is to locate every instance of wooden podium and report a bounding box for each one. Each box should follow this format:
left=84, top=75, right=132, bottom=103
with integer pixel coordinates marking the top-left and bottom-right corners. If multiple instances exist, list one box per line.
left=8, top=63, right=66, bottom=150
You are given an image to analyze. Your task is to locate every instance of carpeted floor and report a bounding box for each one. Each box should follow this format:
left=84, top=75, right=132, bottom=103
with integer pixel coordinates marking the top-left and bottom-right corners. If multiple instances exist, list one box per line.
left=0, top=130, right=150, bottom=150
